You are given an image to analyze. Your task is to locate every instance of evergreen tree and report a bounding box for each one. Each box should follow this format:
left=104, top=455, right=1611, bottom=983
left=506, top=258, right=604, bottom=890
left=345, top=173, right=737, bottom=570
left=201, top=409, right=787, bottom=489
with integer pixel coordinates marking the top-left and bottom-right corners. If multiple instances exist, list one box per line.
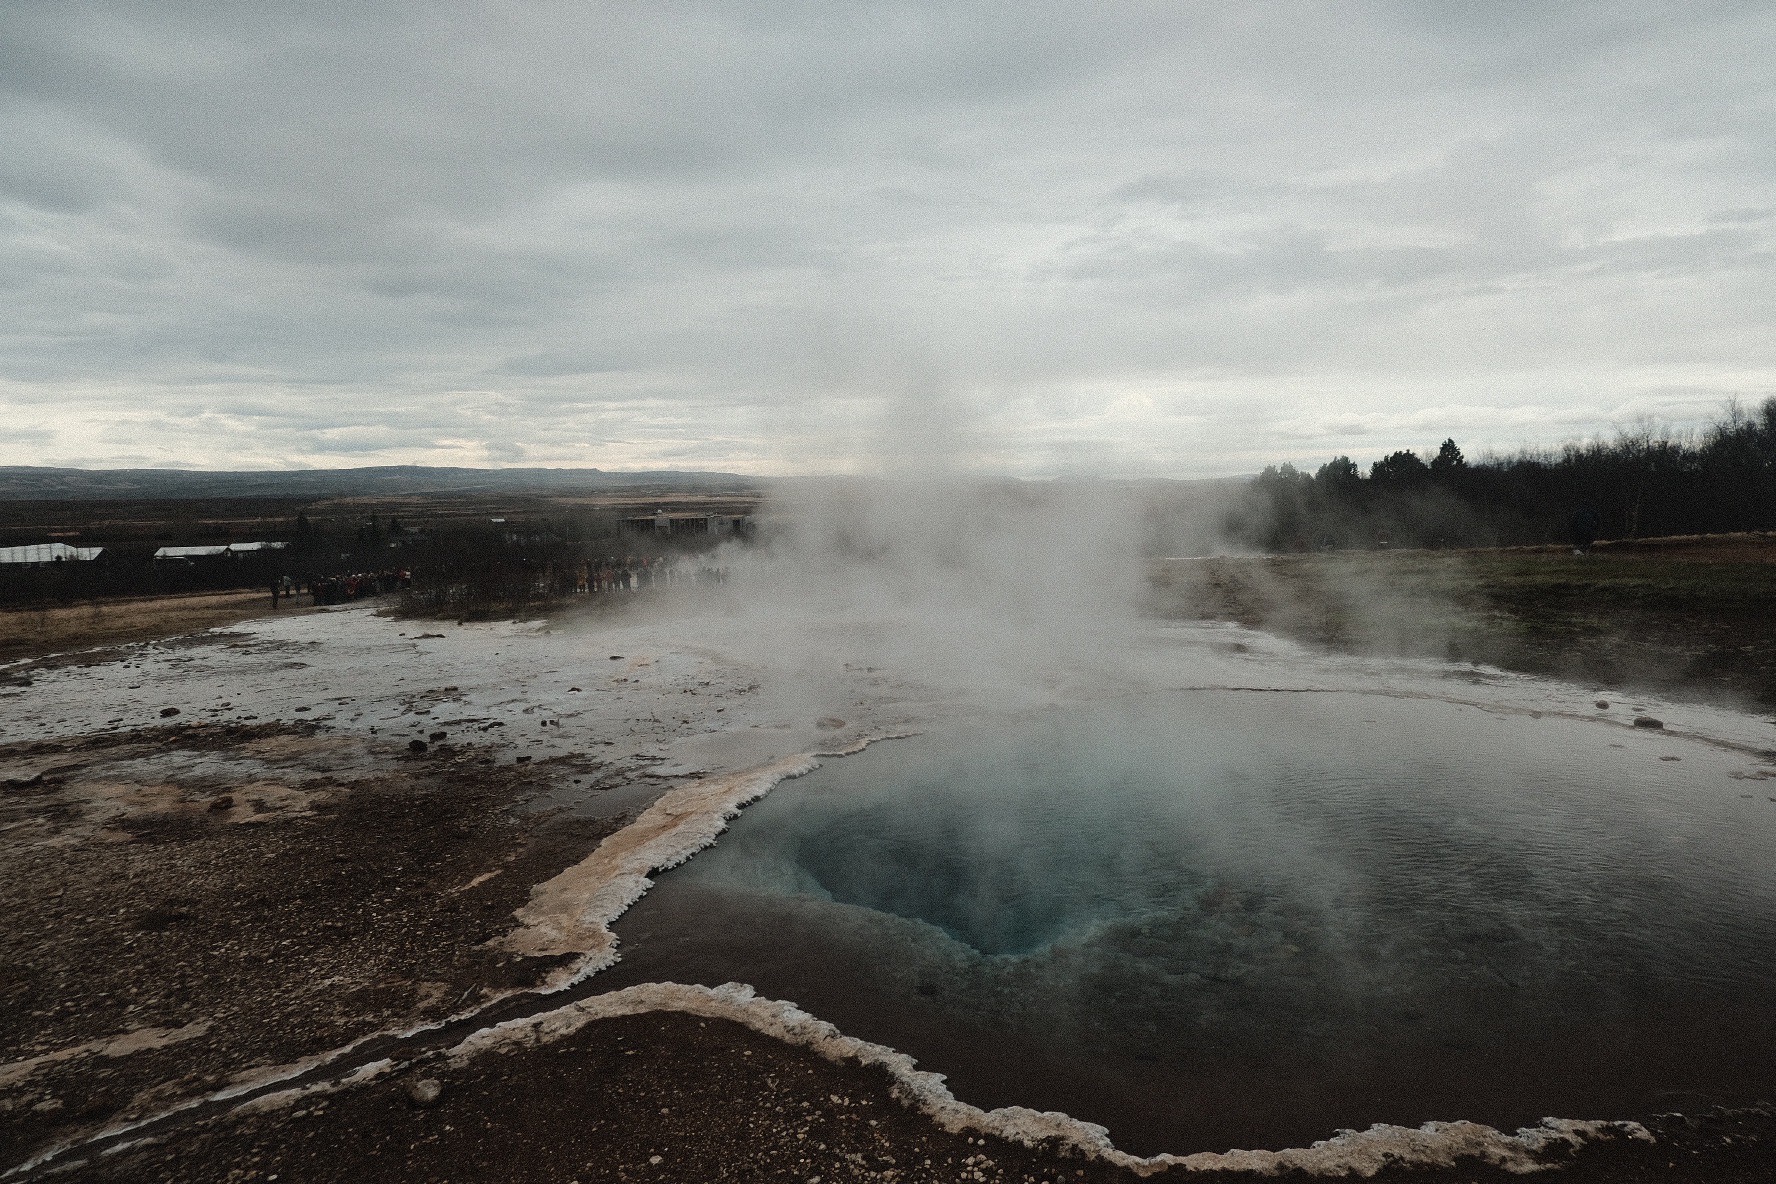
left=1369, top=450, right=1429, bottom=484
left=1430, top=438, right=1466, bottom=474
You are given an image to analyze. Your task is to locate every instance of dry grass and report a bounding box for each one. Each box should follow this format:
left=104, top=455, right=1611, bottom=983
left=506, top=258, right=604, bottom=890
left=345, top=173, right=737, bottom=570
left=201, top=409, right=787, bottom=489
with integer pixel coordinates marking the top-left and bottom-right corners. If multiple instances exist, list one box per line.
left=1151, top=535, right=1776, bottom=707
left=0, top=589, right=303, bottom=663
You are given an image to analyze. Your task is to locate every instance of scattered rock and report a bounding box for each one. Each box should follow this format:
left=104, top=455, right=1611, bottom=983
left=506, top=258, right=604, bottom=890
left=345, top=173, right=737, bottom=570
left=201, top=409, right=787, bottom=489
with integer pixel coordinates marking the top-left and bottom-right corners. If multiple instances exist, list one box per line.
left=208, top=795, right=234, bottom=812
left=609, top=656, right=624, bottom=660
left=429, top=731, right=447, bottom=742
left=407, top=1078, right=443, bottom=1107
left=515, top=755, right=531, bottom=763
left=159, top=707, right=181, bottom=717
left=1634, top=717, right=1665, bottom=729
left=1596, top=700, right=1610, bottom=709
left=408, top=739, right=429, bottom=752
left=568, top=687, right=582, bottom=692
left=415, top=633, right=445, bottom=640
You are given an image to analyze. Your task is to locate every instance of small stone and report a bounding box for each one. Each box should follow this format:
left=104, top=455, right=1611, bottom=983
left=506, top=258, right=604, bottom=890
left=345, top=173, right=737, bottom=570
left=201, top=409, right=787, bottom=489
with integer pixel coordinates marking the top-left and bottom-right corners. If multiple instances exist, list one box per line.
left=159, top=707, right=181, bottom=717
left=409, top=739, right=428, bottom=752
left=208, top=795, right=234, bottom=812
left=610, top=655, right=624, bottom=660
left=816, top=718, right=846, bottom=730
left=1633, top=717, right=1665, bottom=729
left=649, top=1155, right=663, bottom=1165
left=408, top=1078, right=443, bottom=1107
left=429, top=731, right=447, bottom=742
left=515, top=755, right=531, bottom=763
left=1595, top=700, right=1610, bottom=709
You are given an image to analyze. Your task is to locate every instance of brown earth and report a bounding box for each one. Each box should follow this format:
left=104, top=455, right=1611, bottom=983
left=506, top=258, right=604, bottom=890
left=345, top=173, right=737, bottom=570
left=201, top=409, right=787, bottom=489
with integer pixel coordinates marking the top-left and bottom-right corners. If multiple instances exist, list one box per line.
left=0, top=721, right=623, bottom=1166
left=0, top=589, right=299, bottom=665
left=69, top=1012, right=1776, bottom=1184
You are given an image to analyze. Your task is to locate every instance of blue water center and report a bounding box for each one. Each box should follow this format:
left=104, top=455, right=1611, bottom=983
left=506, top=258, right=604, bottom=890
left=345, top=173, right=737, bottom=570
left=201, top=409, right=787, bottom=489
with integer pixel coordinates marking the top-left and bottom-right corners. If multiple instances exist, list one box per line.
left=602, top=688, right=1776, bottom=1154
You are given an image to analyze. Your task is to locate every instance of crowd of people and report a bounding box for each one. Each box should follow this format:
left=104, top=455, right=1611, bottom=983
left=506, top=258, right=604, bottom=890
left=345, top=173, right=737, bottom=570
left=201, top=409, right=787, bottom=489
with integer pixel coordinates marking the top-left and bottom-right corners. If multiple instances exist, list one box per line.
left=577, top=555, right=729, bottom=593
left=276, top=569, right=411, bottom=606
left=268, top=555, right=730, bottom=611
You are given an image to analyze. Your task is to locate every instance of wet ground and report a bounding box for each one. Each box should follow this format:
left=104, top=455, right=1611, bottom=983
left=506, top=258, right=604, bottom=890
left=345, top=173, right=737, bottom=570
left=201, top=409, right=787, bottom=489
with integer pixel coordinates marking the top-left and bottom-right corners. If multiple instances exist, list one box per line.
left=4, top=594, right=1776, bottom=1180
left=71, top=1010, right=1776, bottom=1184
left=0, top=719, right=608, bottom=1160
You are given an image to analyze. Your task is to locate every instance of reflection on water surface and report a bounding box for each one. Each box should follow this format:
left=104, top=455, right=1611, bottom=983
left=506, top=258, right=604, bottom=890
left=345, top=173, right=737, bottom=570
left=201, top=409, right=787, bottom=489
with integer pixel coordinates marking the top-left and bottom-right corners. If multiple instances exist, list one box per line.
left=603, top=690, right=1776, bottom=1154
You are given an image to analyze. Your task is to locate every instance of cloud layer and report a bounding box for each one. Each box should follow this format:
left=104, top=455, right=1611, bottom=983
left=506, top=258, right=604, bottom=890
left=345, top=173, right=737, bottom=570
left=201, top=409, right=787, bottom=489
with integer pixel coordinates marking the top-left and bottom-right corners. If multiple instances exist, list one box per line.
left=3, top=1, right=1772, bottom=474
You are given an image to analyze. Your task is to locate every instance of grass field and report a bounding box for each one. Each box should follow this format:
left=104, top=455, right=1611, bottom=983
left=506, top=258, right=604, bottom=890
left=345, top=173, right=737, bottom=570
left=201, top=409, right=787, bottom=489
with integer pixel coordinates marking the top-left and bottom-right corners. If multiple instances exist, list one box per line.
left=1153, top=532, right=1776, bottom=709
left=0, top=588, right=299, bottom=664
left=5, top=533, right=1774, bottom=706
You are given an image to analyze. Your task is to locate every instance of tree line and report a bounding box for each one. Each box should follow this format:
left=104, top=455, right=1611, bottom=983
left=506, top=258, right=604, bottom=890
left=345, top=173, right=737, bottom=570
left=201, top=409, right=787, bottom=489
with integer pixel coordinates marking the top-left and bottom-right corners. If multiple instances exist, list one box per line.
left=1224, top=398, right=1776, bottom=552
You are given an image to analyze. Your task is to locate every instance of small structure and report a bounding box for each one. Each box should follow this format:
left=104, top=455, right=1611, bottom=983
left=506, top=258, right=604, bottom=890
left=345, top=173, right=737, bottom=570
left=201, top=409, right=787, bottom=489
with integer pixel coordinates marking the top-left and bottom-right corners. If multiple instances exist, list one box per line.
left=154, top=545, right=230, bottom=560
left=622, top=512, right=752, bottom=537
left=0, top=542, right=104, bottom=565
left=154, top=542, right=289, bottom=561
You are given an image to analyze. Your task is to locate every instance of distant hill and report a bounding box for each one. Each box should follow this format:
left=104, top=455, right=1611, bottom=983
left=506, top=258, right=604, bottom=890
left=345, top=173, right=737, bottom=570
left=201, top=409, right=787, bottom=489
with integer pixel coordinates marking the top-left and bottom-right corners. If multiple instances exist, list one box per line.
left=0, top=466, right=761, bottom=501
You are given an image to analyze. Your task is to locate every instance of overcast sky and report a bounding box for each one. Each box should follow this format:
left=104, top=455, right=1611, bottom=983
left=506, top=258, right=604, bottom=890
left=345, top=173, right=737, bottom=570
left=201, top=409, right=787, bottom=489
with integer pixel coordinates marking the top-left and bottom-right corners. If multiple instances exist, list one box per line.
left=3, top=2, right=1773, bottom=476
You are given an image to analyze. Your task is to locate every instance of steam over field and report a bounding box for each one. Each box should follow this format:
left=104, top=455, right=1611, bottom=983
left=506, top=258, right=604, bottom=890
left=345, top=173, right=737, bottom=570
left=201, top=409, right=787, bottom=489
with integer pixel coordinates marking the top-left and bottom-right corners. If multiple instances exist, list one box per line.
left=5, top=477, right=1775, bottom=1181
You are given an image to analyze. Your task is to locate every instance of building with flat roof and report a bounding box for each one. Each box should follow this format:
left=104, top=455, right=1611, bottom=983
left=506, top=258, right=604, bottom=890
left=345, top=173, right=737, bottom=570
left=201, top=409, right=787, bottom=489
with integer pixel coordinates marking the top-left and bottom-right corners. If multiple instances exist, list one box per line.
left=622, top=511, right=751, bottom=537
left=0, top=542, right=104, bottom=565
left=153, top=542, right=289, bottom=560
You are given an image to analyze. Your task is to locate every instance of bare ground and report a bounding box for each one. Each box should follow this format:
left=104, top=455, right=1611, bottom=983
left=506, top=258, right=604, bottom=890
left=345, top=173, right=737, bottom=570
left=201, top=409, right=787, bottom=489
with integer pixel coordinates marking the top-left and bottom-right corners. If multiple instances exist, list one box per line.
left=63, top=1014, right=1776, bottom=1184
left=0, top=590, right=299, bottom=665
left=0, top=721, right=617, bottom=1165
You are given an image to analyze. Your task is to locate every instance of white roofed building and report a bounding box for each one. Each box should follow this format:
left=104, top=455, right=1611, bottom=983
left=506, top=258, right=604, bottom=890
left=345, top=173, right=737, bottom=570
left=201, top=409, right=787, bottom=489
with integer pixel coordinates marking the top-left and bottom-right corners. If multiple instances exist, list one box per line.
left=0, top=542, right=105, bottom=565
left=153, top=542, right=289, bottom=560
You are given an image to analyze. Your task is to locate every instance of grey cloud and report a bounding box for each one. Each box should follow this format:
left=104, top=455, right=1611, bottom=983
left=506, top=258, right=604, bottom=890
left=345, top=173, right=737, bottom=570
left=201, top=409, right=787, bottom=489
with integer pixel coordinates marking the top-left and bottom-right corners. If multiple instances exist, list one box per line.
left=2, top=1, right=1773, bottom=473
left=493, top=351, right=632, bottom=379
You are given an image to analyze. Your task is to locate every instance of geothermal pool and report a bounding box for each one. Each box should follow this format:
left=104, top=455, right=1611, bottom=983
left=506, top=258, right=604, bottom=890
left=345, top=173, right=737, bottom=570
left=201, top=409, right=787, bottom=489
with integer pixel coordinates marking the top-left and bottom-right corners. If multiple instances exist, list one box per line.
left=601, top=688, right=1776, bottom=1154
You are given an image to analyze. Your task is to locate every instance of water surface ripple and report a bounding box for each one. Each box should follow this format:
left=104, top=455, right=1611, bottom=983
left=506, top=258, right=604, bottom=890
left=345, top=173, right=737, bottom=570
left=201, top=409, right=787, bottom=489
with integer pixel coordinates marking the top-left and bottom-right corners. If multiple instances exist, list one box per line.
left=602, top=689, right=1776, bottom=1155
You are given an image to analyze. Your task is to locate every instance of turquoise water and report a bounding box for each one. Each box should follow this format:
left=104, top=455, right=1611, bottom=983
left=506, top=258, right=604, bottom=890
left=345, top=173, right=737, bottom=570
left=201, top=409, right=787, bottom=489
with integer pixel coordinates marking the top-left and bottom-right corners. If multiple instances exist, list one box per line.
left=603, top=690, right=1776, bottom=1153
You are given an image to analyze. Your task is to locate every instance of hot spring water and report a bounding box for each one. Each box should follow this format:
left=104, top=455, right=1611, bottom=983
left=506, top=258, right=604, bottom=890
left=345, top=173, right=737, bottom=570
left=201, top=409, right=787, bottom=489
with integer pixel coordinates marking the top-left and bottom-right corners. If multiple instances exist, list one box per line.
left=601, top=689, right=1776, bottom=1154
